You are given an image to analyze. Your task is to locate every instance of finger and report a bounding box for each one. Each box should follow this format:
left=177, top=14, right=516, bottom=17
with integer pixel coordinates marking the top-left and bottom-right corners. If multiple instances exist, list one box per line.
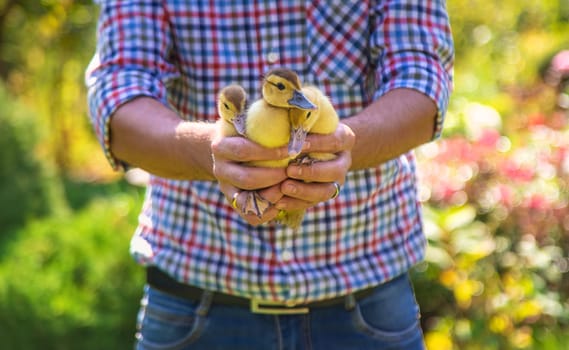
left=212, top=136, right=289, bottom=163
left=219, top=182, right=283, bottom=226
left=257, top=184, right=284, bottom=204
left=303, top=123, right=355, bottom=154
left=279, top=179, right=340, bottom=204
left=274, top=196, right=313, bottom=212
left=215, top=161, right=287, bottom=190
left=286, top=151, right=351, bottom=183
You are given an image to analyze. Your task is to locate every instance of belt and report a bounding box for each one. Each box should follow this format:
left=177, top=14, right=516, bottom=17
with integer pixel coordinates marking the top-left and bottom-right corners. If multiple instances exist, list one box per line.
left=146, top=267, right=374, bottom=315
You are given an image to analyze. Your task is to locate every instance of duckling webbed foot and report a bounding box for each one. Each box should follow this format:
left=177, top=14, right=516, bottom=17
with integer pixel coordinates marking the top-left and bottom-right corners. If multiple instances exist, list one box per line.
left=293, top=154, right=317, bottom=165
left=242, top=191, right=272, bottom=218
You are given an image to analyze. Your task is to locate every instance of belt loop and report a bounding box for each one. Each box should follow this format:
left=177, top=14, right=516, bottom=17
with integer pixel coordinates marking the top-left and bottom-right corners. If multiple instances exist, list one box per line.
left=196, top=290, right=213, bottom=316
left=344, top=294, right=356, bottom=311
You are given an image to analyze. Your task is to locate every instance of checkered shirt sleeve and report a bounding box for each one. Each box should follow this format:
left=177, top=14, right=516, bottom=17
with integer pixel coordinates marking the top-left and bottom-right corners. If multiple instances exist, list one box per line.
left=86, top=0, right=180, bottom=170
left=372, top=0, right=454, bottom=139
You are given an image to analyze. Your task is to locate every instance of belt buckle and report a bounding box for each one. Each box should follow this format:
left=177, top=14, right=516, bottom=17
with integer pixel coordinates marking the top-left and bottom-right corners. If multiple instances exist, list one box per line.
left=250, top=299, right=309, bottom=315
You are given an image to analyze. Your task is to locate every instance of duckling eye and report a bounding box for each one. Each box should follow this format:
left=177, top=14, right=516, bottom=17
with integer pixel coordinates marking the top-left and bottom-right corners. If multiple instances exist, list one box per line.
left=276, top=83, right=286, bottom=91
left=223, top=103, right=230, bottom=110
left=306, top=112, right=312, bottom=119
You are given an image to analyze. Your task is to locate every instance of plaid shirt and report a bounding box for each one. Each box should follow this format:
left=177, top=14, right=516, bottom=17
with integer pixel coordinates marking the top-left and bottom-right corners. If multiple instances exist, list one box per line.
left=87, top=0, right=453, bottom=303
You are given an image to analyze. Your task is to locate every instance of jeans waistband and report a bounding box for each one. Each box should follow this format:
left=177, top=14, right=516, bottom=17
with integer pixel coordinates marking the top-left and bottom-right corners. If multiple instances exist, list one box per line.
left=146, top=266, right=375, bottom=314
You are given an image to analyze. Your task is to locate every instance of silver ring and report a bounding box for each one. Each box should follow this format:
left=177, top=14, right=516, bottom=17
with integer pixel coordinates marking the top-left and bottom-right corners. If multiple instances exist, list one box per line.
left=231, top=192, right=240, bottom=209
left=331, top=182, right=341, bottom=199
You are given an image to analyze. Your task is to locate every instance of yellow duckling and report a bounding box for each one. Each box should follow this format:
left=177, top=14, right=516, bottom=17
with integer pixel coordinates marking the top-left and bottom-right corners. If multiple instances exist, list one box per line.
left=245, top=67, right=319, bottom=165
left=288, top=85, right=339, bottom=160
left=216, top=84, right=270, bottom=216
left=278, top=85, right=340, bottom=230
left=216, top=84, right=248, bottom=136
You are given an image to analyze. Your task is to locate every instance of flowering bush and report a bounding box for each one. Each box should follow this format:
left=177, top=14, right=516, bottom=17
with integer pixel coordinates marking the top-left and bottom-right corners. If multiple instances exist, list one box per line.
left=414, top=94, right=569, bottom=349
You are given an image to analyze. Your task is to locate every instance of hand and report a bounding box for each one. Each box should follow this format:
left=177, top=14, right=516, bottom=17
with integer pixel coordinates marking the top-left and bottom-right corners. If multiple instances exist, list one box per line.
left=277, top=123, right=355, bottom=211
left=211, top=133, right=289, bottom=225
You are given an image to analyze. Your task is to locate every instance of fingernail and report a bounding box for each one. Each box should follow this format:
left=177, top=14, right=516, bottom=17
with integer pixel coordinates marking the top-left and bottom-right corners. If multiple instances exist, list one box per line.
left=286, top=183, right=297, bottom=194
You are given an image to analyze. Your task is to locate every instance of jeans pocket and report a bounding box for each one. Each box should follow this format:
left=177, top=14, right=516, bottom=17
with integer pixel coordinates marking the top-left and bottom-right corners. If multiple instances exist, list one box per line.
left=350, top=274, right=423, bottom=345
left=136, top=286, right=207, bottom=350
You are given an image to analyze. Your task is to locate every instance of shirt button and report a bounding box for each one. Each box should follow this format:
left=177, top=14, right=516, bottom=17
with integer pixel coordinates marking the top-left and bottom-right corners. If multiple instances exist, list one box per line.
left=267, top=51, right=279, bottom=64
left=281, top=249, right=293, bottom=262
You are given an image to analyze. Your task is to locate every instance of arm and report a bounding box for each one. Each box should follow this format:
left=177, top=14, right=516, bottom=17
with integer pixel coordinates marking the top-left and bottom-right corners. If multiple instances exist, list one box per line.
left=111, top=96, right=290, bottom=186
left=278, top=88, right=435, bottom=209
left=278, top=0, right=453, bottom=209
left=109, top=97, right=216, bottom=180
left=344, top=88, right=437, bottom=170
left=87, top=1, right=287, bottom=189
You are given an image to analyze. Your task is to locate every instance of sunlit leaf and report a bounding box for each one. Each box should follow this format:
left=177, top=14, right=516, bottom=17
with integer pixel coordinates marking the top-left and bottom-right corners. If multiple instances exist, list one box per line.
left=441, top=205, right=477, bottom=232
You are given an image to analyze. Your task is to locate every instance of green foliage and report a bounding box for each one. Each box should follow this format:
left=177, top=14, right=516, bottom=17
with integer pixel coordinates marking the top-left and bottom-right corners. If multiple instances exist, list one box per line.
left=0, top=84, right=66, bottom=231
left=448, top=0, right=569, bottom=107
left=0, top=0, right=109, bottom=178
left=0, top=192, right=144, bottom=350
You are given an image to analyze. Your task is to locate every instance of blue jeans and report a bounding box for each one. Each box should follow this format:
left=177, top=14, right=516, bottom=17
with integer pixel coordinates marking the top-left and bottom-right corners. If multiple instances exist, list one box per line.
left=135, top=273, right=425, bottom=350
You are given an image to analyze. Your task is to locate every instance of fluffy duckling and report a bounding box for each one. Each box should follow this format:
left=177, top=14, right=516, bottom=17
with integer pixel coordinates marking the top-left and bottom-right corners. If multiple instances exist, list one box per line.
left=217, top=84, right=248, bottom=137
left=278, top=86, right=340, bottom=230
left=288, top=85, right=339, bottom=160
left=216, top=84, right=270, bottom=216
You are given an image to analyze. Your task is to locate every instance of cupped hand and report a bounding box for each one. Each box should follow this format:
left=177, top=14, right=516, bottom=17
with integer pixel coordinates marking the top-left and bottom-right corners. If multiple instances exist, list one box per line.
left=277, top=122, right=355, bottom=211
left=211, top=133, right=289, bottom=225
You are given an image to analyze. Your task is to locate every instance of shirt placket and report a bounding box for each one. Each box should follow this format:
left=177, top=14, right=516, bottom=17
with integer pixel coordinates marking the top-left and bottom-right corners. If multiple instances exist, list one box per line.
left=274, top=226, right=299, bottom=301
left=260, top=1, right=283, bottom=68
left=252, top=1, right=302, bottom=302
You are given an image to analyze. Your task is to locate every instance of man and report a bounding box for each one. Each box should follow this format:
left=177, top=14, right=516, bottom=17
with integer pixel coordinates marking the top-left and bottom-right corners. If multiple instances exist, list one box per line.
left=87, top=1, right=453, bottom=349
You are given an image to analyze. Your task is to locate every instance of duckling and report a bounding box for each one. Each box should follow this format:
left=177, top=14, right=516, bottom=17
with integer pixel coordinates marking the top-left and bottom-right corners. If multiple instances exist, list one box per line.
left=216, top=84, right=248, bottom=137
left=216, top=84, right=270, bottom=217
left=288, top=85, right=339, bottom=160
left=278, top=86, right=340, bottom=230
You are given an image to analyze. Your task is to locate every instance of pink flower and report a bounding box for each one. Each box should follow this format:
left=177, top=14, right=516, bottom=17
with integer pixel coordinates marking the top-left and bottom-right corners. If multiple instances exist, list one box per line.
left=551, top=50, right=569, bottom=74
left=499, top=159, right=535, bottom=182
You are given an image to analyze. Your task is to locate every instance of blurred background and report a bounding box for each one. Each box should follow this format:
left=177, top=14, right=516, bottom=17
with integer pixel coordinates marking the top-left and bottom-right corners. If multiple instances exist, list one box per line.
left=1, top=1, right=568, bottom=349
